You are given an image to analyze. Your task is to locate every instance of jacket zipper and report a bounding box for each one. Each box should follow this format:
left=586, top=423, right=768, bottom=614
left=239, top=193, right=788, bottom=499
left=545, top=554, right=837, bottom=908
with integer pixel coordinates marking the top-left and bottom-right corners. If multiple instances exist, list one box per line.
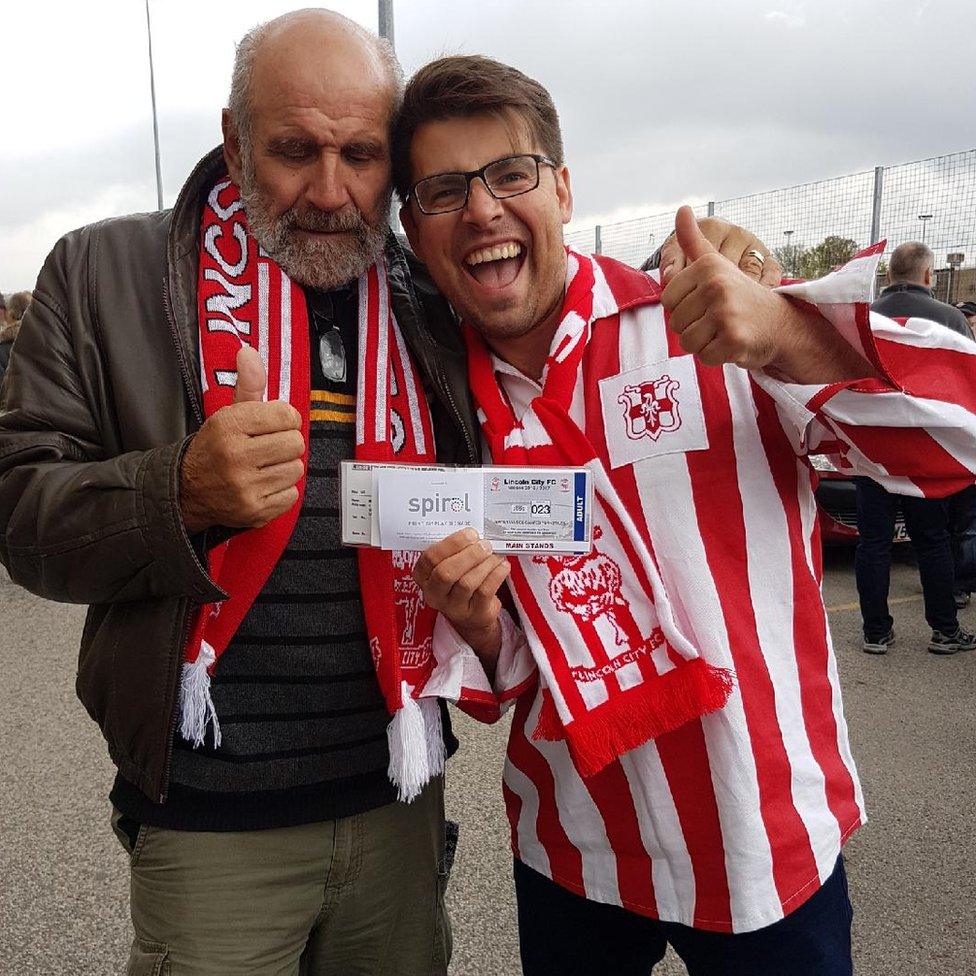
left=162, top=274, right=204, bottom=426
left=159, top=261, right=203, bottom=802
left=159, top=600, right=193, bottom=803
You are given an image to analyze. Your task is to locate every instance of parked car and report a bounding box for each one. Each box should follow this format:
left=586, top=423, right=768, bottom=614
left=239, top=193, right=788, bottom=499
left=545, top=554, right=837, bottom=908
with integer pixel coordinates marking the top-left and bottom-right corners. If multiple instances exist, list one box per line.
left=811, top=455, right=909, bottom=545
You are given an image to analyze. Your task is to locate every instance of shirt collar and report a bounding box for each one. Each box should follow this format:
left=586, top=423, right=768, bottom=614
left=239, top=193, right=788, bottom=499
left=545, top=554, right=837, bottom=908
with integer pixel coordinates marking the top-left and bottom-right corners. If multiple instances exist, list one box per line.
left=580, top=249, right=662, bottom=322
left=487, top=249, right=663, bottom=386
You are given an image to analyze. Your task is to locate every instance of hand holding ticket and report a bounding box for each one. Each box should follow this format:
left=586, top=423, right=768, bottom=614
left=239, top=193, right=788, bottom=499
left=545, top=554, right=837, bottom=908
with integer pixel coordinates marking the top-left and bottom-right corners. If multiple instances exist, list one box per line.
left=412, top=528, right=510, bottom=663
left=340, top=462, right=593, bottom=553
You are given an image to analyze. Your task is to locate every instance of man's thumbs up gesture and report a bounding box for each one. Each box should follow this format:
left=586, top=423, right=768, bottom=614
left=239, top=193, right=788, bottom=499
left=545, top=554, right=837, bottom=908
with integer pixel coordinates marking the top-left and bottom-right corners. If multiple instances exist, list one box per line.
left=661, top=206, right=873, bottom=383
left=179, top=345, right=305, bottom=534
left=661, top=206, right=786, bottom=371
left=232, top=344, right=269, bottom=404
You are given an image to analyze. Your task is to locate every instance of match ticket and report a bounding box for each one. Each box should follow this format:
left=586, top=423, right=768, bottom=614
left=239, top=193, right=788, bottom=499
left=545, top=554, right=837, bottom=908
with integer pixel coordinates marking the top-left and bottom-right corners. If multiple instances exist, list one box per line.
left=340, top=461, right=593, bottom=554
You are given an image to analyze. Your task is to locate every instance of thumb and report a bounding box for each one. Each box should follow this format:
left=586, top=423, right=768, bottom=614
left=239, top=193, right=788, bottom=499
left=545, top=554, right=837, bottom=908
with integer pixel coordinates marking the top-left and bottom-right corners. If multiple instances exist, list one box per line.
left=233, top=345, right=267, bottom=404
left=673, top=205, right=716, bottom=264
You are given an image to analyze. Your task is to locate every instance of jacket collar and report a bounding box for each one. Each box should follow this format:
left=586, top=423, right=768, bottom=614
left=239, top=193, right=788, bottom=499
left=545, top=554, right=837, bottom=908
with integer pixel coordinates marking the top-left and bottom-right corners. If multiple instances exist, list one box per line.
left=166, top=147, right=229, bottom=420
left=880, top=282, right=933, bottom=297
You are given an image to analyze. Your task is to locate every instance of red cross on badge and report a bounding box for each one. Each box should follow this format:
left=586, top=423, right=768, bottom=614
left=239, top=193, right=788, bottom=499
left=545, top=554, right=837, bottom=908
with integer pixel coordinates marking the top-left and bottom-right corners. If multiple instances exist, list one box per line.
left=618, top=375, right=682, bottom=441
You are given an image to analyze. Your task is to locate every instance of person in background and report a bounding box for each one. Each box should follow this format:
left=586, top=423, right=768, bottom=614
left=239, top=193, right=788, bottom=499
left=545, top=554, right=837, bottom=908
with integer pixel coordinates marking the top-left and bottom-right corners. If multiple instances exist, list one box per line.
left=873, top=243, right=973, bottom=337
left=854, top=242, right=976, bottom=648
left=6, top=290, right=32, bottom=321
left=0, top=291, right=28, bottom=381
left=0, top=291, right=10, bottom=583
left=947, top=297, right=976, bottom=605
left=954, top=300, right=976, bottom=333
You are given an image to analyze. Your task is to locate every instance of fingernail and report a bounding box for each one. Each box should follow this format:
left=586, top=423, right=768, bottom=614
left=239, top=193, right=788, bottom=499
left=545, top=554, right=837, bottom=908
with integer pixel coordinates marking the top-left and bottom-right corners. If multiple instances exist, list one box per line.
left=662, top=262, right=674, bottom=281
left=463, top=528, right=478, bottom=543
left=480, top=539, right=493, bottom=554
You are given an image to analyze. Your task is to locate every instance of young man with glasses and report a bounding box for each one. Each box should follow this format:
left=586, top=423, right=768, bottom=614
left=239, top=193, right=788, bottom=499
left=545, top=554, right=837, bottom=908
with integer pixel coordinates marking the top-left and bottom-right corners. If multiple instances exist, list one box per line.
left=396, top=55, right=976, bottom=976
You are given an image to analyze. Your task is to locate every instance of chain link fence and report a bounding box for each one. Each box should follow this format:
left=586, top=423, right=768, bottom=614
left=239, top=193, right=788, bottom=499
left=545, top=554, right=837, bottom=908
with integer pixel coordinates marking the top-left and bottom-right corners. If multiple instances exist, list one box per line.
left=567, top=149, right=976, bottom=303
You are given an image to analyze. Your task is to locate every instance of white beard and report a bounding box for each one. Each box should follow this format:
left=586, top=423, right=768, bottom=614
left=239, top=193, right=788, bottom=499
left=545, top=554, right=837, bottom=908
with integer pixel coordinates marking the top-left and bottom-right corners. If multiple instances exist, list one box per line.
left=238, top=154, right=390, bottom=291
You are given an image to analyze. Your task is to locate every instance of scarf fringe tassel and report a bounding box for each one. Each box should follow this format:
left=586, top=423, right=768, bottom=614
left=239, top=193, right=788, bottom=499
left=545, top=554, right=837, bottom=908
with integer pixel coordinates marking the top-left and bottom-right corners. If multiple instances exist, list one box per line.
left=533, top=658, right=735, bottom=778
left=179, top=641, right=222, bottom=749
left=387, top=680, right=445, bottom=803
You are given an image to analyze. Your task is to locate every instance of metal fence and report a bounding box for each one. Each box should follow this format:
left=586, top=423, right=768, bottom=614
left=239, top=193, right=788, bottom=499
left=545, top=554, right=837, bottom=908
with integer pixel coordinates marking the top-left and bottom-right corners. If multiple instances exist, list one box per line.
left=566, top=149, right=976, bottom=302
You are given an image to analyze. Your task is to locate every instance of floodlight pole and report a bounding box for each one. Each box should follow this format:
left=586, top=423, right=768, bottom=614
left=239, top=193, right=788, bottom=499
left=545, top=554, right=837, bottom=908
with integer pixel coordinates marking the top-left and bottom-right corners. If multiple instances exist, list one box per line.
left=918, top=213, right=933, bottom=245
left=378, top=0, right=397, bottom=234
left=378, top=0, right=395, bottom=48
left=145, top=0, right=164, bottom=210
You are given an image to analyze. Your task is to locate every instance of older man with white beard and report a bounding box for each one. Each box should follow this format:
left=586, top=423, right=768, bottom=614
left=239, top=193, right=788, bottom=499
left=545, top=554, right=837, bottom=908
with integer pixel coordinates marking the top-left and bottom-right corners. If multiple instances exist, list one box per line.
left=0, top=11, right=476, bottom=974
left=0, top=9, right=779, bottom=974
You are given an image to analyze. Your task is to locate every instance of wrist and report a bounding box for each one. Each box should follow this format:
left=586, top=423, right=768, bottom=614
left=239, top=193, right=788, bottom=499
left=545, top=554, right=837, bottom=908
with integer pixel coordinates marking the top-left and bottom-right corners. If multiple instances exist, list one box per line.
left=178, top=440, right=213, bottom=535
left=766, top=297, right=874, bottom=384
left=178, top=481, right=212, bottom=535
left=455, top=618, right=503, bottom=659
left=180, top=509, right=211, bottom=535
left=765, top=297, right=823, bottom=376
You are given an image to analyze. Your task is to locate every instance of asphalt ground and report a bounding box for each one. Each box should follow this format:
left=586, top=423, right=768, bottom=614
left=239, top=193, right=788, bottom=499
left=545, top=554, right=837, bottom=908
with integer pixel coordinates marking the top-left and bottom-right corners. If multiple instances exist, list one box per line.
left=1, top=547, right=974, bottom=976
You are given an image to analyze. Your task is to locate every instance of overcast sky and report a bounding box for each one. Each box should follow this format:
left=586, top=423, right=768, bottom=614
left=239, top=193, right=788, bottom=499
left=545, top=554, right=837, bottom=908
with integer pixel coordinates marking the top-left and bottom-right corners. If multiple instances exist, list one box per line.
left=2, top=0, right=974, bottom=289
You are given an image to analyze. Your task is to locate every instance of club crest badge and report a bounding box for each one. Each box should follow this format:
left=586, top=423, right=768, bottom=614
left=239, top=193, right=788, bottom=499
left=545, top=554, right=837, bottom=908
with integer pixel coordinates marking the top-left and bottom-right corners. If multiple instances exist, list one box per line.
left=618, top=374, right=681, bottom=441
left=599, top=355, right=708, bottom=468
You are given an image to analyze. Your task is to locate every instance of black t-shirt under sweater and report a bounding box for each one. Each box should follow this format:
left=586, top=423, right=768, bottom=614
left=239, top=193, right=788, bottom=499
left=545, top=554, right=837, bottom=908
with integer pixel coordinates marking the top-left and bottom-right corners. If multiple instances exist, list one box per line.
left=111, top=284, right=456, bottom=830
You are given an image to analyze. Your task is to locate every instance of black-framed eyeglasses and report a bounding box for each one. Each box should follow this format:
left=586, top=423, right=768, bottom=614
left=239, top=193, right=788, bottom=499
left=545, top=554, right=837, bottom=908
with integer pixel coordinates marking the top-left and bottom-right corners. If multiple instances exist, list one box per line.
left=407, top=153, right=556, bottom=215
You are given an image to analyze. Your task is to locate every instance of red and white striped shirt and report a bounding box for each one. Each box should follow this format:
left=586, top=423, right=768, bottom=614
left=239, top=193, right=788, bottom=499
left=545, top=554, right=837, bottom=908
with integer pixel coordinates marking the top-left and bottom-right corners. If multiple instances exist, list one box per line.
left=432, top=247, right=976, bottom=933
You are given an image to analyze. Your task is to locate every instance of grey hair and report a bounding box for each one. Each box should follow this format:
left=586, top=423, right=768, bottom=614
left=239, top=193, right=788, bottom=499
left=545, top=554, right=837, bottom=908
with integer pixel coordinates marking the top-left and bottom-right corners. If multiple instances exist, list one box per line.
left=227, top=11, right=404, bottom=153
left=888, top=241, right=935, bottom=284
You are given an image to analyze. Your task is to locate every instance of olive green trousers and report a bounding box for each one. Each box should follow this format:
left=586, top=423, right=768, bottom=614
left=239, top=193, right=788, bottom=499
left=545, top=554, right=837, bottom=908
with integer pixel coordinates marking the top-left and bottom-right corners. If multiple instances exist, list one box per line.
left=111, top=778, right=451, bottom=976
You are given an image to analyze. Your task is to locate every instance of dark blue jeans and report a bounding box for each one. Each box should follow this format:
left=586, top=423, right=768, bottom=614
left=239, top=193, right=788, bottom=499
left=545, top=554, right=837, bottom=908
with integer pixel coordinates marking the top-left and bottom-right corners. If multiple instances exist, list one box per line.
left=514, top=856, right=853, bottom=976
left=854, top=477, right=957, bottom=640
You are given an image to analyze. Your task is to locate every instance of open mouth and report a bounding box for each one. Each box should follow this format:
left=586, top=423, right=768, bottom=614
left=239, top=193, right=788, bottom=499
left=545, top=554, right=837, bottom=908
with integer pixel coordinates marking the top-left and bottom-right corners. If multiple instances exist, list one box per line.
left=463, top=241, right=525, bottom=290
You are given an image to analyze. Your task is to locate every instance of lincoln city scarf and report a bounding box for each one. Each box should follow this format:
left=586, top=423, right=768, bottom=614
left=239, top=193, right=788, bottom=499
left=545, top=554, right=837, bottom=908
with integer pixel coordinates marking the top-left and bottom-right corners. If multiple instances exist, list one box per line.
left=183, top=178, right=442, bottom=800
left=464, top=249, right=734, bottom=777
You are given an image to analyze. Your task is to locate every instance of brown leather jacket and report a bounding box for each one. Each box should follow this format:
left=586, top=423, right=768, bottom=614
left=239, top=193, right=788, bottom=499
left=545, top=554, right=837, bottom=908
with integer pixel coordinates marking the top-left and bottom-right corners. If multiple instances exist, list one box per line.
left=0, top=148, right=479, bottom=802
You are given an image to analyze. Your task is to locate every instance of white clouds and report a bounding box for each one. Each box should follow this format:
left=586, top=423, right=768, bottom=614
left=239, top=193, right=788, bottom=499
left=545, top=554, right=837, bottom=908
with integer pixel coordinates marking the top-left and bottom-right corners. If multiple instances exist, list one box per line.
left=2, top=0, right=974, bottom=290
left=764, top=9, right=807, bottom=29
left=4, top=2, right=148, bottom=157
left=0, top=182, right=156, bottom=289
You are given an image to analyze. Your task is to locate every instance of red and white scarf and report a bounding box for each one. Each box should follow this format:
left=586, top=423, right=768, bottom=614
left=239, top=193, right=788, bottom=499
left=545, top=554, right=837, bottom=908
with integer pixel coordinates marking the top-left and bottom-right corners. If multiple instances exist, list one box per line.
left=182, top=178, right=443, bottom=800
left=464, top=249, right=734, bottom=777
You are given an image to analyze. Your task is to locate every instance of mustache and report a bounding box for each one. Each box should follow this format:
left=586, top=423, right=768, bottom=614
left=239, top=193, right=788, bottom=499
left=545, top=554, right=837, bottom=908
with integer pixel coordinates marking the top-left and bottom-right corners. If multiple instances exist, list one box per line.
left=283, top=206, right=370, bottom=234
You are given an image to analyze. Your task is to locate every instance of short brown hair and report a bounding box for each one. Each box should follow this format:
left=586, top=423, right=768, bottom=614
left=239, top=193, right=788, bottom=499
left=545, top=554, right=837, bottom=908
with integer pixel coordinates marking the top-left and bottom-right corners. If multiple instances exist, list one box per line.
left=391, top=55, right=564, bottom=203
